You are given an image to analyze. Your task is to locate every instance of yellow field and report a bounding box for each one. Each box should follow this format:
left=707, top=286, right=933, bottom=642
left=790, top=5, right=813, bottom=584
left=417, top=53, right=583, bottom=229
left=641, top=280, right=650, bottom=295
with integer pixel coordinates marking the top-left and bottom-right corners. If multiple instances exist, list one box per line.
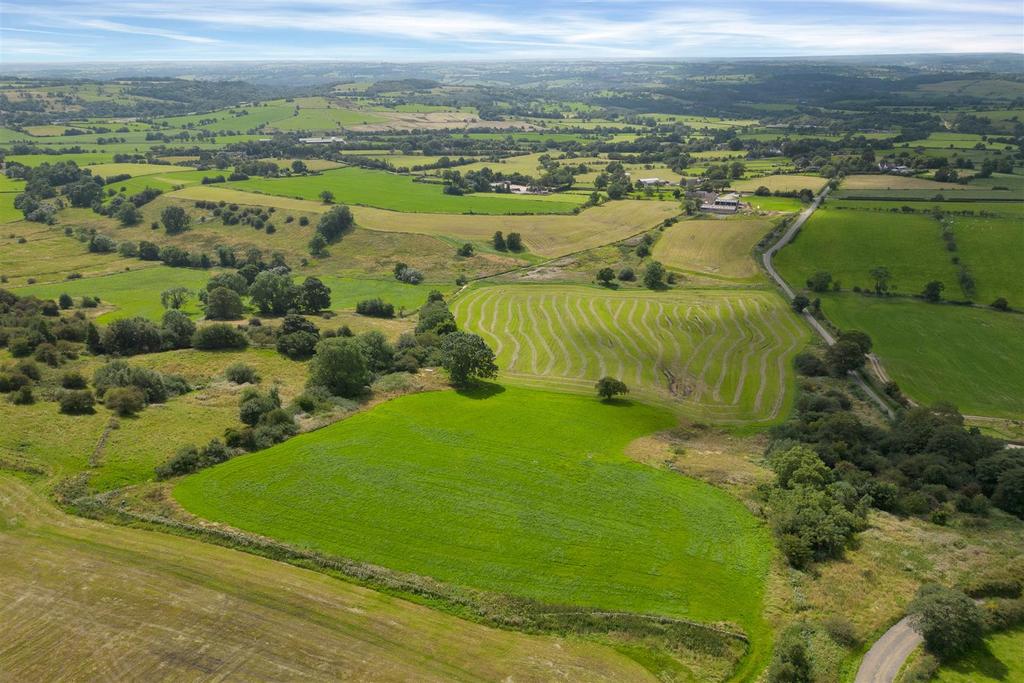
left=168, top=187, right=678, bottom=258
left=730, top=175, right=827, bottom=193
left=840, top=174, right=965, bottom=190
left=87, top=162, right=196, bottom=177
left=353, top=200, right=680, bottom=258
left=652, top=217, right=774, bottom=280
left=259, top=157, right=343, bottom=171
left=0, top=476, right=649, bottom=682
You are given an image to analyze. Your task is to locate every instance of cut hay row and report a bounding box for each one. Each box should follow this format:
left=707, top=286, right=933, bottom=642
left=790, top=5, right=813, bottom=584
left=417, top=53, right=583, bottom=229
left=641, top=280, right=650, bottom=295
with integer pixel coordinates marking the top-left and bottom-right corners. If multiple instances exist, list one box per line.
left=452, top=285, right=809, bottom=423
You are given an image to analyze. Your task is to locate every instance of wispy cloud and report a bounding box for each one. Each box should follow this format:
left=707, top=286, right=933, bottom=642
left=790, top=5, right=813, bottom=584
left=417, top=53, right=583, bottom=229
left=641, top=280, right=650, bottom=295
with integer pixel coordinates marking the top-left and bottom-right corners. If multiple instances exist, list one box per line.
left=2, top=0, right=1022, bottom=62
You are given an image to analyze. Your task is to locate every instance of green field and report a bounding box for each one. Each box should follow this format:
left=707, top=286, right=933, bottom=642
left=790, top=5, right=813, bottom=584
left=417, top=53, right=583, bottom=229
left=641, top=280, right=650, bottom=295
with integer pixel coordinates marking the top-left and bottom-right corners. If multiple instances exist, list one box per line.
left=452, top=285, right=808, bottom=423
left=318, top=276, right=452, bottom=313
left=776, top=207, right=1021, bottom=302
left=730, top=175, right=827, bottom=193
left=227, top=167, right=584, bottom=214
left=775, top=208, right=959, bottom=296
left=934, top=628, right=1024, bottom=683
left=0, top=477, right=648, bottom=682
left=745, top=195, right=805, bottom=212
left=269, top=107, right=388, bottom=130
left=823, top=295, right=1024, bottom=418
left=175, top=386, right=772, bottom=645
left=87, top=162, right=195, bottom=177
left=15, top=267, right=213, bottom=322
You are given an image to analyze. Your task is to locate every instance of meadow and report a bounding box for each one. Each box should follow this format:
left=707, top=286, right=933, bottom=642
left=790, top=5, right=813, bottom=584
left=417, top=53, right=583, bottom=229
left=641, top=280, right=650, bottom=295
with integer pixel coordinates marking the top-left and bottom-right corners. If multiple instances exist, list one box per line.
left=652, top=216, right=774, bottom=281
left=15, top=266, right=212, bottom=321
left=934, top=628, right=1024, bottom=683
left=452, top=285, right=808, bottom=423
left=774, top=208, right=960, bottom=296
left=0, top=477, right=648, bottom=682
left=175, top=386, right=773, bottom=641
left=228, top=167, right=585, bottom=214
left=86, top=162, right=195, bottom=177
left=744, top=195, right=805, bottom=212
left=775, top=207, right=1021, bottom=302
left=823, top=295, right=1024, bottom=418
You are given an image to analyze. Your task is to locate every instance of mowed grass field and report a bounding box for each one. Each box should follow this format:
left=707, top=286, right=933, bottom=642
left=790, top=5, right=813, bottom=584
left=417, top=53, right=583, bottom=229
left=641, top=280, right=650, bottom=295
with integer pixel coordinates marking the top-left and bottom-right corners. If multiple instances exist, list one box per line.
left=86, top=162, right=195, bottom=177
left=823, top=295, right=1024, bottom=418
left=730, top=175, right=827, bottom=193
left=452, top=285, right=809, bottom=423
left=228, top=167, right=584, bottom=214
left=933, top=628, right=1024, bottom=683
left=0, top=477, right=648, bottom=682
left=774, top=208, right=959, bottom=296
left=353, top=200, right=680, bottom=258
left=175, top=386, right=772, bottom=640
left=652, top=217, right=774, bottom=280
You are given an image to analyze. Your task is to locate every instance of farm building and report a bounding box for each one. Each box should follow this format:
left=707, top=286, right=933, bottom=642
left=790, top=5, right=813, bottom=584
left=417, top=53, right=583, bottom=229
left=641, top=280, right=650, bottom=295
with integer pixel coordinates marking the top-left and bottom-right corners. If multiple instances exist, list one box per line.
left=489, top=180, right=550, bottom=195
left=700, top=192, right=741, bottom=214
left=637, top=177, right=670, bottom=187
left=299, top=136, right=345, bottom=144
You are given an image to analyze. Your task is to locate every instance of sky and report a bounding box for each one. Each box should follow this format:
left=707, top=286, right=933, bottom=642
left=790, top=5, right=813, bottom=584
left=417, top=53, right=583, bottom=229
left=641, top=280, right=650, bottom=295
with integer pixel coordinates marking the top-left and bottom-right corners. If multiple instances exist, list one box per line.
left=2, top=0, right=1023, bottom=63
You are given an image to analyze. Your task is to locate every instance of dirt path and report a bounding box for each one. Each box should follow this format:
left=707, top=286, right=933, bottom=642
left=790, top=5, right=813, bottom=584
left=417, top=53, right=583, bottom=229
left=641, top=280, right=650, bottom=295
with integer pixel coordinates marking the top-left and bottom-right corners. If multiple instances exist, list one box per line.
left=855, top=616, right=923, bottom=683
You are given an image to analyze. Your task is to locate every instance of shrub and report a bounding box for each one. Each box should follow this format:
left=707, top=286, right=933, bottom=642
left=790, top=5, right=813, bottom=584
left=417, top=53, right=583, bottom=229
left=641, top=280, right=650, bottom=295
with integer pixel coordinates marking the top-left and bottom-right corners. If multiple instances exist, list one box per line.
left=355, top=298, right=395, bottom=318
left=225, top=362, right=259, bottom=384
left=105, top=386, right=146, bottom=416
left=61, top=371, right=87, bottom=389
left=192, top=324, right=249, bottom=350
left=16, top=360, right=41, bottom=381
left=93, top=360, right=186, bottom=403
left=59, top=389, right=95, bottom=415
left=100, top=317, right=162, bottom=356
left=10, top=385, right=34, bottom=405
left=58, top=293, right=73, bottom=309
left=0, top=373, right=31, bottom=393
left=206, top=287, right=245, bottom=320
left=617, top=267, right=635, bottom=281
left=308, top=337, right=371, bottom=398
left=908, top=584, right=984, bottom=659
left=276, top=330, right=319, bottom=359
left=794, top=352, right=828, bottom=377
left=33, top=342, right=61, bottom=367
left=160, top=309, right=196, bottom=350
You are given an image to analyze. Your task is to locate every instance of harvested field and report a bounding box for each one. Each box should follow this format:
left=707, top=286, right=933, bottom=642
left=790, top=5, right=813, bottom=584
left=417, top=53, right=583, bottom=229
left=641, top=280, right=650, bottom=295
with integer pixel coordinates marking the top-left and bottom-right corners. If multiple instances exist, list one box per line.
left=652, top=217, right=774, bottom=280
left=452, top=285, right=809, bottom=423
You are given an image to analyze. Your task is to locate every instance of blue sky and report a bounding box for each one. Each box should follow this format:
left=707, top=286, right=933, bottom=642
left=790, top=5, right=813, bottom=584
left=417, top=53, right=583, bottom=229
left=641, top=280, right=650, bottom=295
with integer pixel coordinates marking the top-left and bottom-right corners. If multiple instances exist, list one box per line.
left=2, top=0, right=1023, bottom=62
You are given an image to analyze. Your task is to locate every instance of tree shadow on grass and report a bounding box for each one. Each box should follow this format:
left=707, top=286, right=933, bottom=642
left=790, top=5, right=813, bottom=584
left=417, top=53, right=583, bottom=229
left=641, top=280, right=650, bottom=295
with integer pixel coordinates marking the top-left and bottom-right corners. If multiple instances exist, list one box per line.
left=454, top=381, right=506, bottom=400
left=599, top=397, right=636, bottom=408
left=945, top=642, right=1009, bottom=681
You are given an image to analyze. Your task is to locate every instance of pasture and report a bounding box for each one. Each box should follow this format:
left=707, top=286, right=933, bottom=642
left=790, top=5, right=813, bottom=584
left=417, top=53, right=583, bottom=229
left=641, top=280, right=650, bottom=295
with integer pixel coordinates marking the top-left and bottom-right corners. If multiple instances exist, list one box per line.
left=729, top=175, right=827, bottom=193
left=840, top=175, right=967, bottom=190
left=15, top=267, right=212, bottom=322
left=775, top=207, right=1022, bottom=302
left=452, top=285, right=808, bottom=423
left=744, top=195, right=805, bottom=212
left=652, top=216, right=774, bottom=281
left=934, top=628, right=1024, bottom=683
left=774, top=208, right=960, bottom=296
left=175, top=386, right=772, bottom=643
left=823, top=295, right=1024, bottom=418
left=0, top=477, right=646, bottom=682
left=228, top=167, right=585, bottom=214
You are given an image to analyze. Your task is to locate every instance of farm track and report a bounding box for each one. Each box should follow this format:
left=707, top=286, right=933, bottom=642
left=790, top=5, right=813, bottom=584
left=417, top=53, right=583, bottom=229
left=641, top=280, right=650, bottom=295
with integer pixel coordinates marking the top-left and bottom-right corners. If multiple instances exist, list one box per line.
left=453, top=285, right=808, bottom=423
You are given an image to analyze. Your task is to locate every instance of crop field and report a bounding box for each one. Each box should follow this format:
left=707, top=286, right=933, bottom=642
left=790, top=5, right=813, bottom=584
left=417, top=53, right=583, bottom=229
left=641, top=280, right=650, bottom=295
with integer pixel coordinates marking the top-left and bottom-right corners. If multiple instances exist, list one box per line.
left=15, top=267, right=212, bottom=321
left=4, top=152, right=118, bottom=167
left=259, top=157, right=343, bottom=171
left=175, top=386, right=772, bottom=642
left=0, top=477, right=647, bottom=682
left=729, top=175, right=827, bottom=193
left=227, top=167, right=584, bottom=214
left=823, top=295, right=1024, bottom=418
left=268, top=106, right=388, bottom=130
left=452, top=285, right=808, bottom=422
left=774, top=208, right=960, bottom=296
left=352, top=200, right=680, bottom=258
left=652, top=216, right=774, bottom=281
left=934, top=628, right=1024, bottom=683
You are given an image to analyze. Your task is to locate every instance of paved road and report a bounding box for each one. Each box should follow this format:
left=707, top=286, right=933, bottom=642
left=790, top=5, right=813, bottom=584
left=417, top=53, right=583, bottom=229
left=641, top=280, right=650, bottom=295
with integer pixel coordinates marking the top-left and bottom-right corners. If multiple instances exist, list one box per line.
left=855, top=617, right=923, bottom=683
left=760, top=187, right=895, bottom=419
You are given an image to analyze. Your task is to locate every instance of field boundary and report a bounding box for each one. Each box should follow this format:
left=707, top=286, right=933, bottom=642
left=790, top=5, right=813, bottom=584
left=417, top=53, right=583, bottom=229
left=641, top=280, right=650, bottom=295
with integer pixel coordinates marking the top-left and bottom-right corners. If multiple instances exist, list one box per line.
left=69, top=491, right=753, bottom=677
